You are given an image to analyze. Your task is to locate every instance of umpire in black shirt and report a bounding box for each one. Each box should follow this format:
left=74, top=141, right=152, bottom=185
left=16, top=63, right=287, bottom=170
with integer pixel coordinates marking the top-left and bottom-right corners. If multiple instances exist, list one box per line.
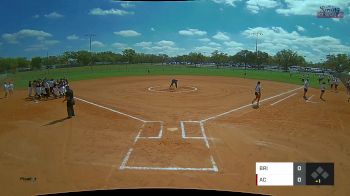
left=63, top=86, right=75, bottom=118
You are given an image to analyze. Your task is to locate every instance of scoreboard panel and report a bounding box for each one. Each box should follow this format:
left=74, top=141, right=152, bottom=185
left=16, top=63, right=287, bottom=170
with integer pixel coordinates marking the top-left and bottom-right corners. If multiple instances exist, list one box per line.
left=256, top=162, right=334, bottom=186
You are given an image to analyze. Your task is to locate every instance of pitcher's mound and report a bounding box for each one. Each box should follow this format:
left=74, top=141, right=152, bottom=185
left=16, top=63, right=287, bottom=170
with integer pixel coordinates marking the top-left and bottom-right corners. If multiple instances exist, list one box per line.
left=148, top=86, right=198, bottom=93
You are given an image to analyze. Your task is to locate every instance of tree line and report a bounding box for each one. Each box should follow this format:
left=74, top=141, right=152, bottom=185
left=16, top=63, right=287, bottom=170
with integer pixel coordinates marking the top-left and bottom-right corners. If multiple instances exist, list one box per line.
left=0, top=49, right=349, bottom=73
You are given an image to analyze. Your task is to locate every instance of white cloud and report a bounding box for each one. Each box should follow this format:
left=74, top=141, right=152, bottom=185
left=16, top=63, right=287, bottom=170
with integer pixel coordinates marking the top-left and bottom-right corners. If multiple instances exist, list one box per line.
left=112, top=42, right=127, bottom=49
left=296, top=25, right=305, bottom=32
left=2, top=34, right=18, bottom=44
left=121, top=2, right=135, bottom=8
left=33, top=14, right=40, bottom=19
left=212, top=0, right=241, bottom=7
left=198, top=38, right=211, bottom=42
left=212, top=32, right=230, bottom=41
left=332, top=18, right=340, bottom=22
left=25, top=45, right=47, bottom=52
left=194, top=46, right=221, bottom=54
left=242, top=26, right=350, bottom=62
left=179, top=28, right=207, bottom=36
left=24, top=40, right=60, bottom=52
left=91, top=41, right=105, bottom=48
left=44, top=12, right=64, bottom=19
left=276, top=0, right=350, bottom=16
left=156, top=40, right=175, bottom=47
left=150, top=27, right=155, bottom=31
left=246, top=0, right=279, bottom=14
left=208, top=42, right=221, bottom=47
left=136, top=40, right=185, bottom=56
left=319, top=25, right=324, bottom=29
left=42, top=40, right=60, bottom=45
left=223, top=40, right=243, bottom=47
left=89, top=8, right=134, bottom=16
left=135, top=41, right=152, bottom=47
left=114, top=30, right=141, bottom=37
left=2, top=29, right=52, bottom=44
left=66, top=34, right=79, bottom=40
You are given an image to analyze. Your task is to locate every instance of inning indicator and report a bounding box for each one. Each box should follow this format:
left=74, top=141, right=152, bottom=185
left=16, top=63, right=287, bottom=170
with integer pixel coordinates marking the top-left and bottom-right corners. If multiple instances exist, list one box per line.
left=256, top=162, right=334, bottom=186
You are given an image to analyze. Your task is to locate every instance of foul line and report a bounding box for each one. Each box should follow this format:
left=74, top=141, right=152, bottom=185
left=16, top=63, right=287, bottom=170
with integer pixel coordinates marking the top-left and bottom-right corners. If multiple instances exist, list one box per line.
left=75, top=97, right=146, bottom=123
left=270, top=93, right=297, bottom=106
left=200, top=86, right=303, bottom=122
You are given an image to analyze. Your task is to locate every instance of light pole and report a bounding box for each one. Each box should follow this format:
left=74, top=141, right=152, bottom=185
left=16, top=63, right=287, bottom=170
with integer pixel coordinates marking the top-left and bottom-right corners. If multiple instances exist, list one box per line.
left=250, top=32, right=263, bottom=69
left=85, top=34, right=96, bottom=69
left=244, top=52, right=247, bottom=77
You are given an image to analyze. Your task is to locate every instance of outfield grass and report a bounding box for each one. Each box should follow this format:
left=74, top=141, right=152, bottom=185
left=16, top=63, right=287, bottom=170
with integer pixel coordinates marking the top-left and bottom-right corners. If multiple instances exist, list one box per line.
left=1, top=64, right=324, bottom=89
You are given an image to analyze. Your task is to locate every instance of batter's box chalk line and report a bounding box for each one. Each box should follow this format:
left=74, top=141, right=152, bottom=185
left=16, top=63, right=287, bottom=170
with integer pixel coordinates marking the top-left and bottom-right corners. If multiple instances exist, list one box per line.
left=120, top=120, right=218, bottom=172
left=136, top=121, right=164, bottom=140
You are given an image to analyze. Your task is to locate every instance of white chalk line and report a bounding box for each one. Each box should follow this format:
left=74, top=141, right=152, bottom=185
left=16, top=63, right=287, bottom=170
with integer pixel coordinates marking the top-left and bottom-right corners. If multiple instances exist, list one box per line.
left=306, top=95, right=320, bottom=103
left=306, top=95, right=320, bottom=104
left=210, top=155, right=219, bottom=172
left=119, top=148, right=133, bottom=170
left=121, top=166, right=217, bottom=171
left=137, top=121, right=164, bottom=139
left=200, top=121, right=210, bottom=149
left=120, top=121, right=218, bottom=172
left=148, top=86, right=198, bottom=93
left=270, top=93, right=297, bottom=106
left=307, top=95, right=314, bottom=101
left=201, top=86, right=303, bottom=122
left=75, top=97, right=146, bottom=123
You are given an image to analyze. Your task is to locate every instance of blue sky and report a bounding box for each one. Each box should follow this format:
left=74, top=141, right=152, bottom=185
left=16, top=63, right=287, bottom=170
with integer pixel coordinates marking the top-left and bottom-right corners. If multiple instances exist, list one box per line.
left=0, top=0, right=350, bottom=62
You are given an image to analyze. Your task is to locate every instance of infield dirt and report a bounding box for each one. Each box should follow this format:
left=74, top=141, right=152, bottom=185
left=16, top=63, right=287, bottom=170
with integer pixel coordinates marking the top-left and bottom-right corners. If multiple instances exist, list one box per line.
left=0, top=76, right=349, bottom=195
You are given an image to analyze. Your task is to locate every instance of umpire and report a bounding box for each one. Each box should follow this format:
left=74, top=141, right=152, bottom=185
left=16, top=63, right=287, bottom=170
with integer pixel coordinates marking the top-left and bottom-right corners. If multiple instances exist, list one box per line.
left=63, top=86, right=75, bottom=118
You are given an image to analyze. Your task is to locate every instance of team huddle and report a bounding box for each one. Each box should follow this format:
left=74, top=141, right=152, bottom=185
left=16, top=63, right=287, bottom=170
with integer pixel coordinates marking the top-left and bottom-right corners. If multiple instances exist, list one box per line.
left=28, top=78, right=69, bottom=100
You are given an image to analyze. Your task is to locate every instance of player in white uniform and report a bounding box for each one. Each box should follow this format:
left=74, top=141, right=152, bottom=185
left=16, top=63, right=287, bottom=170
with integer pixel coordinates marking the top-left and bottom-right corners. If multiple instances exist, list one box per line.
left=320, top=82, right=326, bottom=101
left=252, top=81, right=262, bottom=106
left=3, top=82, right=9, bottom=98
left=8, top=82, right=14, bottom=95
left=303, top=79, right=309, bottom=100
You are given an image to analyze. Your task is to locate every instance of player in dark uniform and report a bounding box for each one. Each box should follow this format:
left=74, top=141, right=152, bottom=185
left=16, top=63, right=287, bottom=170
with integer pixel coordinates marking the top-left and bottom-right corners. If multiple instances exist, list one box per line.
left=169, top=79, right=178, bottom=89
left=63, top=86, right=75, bottom=118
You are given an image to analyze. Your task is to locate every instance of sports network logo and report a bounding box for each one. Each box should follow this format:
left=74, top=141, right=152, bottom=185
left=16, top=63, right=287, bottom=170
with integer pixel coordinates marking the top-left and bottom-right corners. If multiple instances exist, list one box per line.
left=316, top=5, right=344, bottom=18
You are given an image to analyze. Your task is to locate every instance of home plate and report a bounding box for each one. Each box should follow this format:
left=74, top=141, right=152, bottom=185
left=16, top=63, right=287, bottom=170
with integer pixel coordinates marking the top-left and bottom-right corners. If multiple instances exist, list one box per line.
left=167, top=127, right=178, bottom=132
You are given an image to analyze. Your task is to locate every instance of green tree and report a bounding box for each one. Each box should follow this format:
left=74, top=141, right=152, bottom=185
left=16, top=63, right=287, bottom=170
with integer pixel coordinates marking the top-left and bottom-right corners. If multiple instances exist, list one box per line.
left=31, top=57, right=42, bottom=70
left=325, top=54, right=349, bottom=72
left=122, top=49, right=136, bottom=64
left=76, top=50, right=92, bottom=65
left=274, top=49, right=301, bottom=71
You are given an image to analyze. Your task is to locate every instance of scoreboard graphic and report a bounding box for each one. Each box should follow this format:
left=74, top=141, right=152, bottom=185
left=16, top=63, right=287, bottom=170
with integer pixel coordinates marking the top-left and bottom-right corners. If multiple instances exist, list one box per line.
left=256, top=162, right=334, bottom=186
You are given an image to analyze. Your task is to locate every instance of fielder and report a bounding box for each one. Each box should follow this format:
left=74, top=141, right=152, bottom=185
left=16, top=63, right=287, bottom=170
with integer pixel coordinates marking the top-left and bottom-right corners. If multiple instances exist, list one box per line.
left=3, top=82, right=9, bottom=98
left=320, top=81, right=326, bottom=101
left=252, top=81, right=262, bottom=107
left=334, top=77, right=339, bottom=92
left=303, top=79, right=309, bottom=100
left=169, top=79, right=178, bottom=89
